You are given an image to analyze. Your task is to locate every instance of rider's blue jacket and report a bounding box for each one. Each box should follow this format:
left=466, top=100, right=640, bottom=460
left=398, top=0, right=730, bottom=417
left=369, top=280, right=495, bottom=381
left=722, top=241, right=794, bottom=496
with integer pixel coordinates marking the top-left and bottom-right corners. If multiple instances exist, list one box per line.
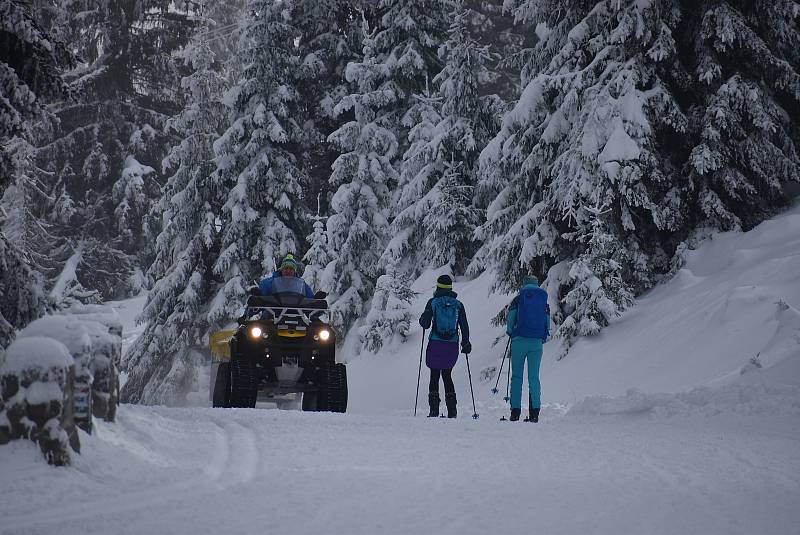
left=258, top=271, right=315, bottom=298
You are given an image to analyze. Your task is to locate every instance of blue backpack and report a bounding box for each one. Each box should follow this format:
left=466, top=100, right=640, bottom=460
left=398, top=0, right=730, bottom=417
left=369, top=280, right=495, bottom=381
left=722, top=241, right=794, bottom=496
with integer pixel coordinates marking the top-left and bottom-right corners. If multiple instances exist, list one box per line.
left=432, top=296, right=459, bottom=339
left=513, top=287, right=549, bottom=339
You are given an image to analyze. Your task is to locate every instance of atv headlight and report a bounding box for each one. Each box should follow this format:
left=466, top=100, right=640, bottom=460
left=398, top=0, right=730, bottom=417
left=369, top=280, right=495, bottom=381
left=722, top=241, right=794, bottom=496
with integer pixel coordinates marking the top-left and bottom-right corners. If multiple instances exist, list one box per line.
left=249, top=326, right=263, bottom=339
left=318, top=329, right=330, bottom=341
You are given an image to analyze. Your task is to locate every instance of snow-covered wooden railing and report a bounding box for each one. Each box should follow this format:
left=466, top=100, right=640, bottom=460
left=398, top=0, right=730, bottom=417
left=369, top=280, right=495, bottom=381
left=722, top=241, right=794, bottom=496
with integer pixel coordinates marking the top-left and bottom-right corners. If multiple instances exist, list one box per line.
left=0, top=337, right=76, bottom=466
left=0, top=305, right=122, bottom=465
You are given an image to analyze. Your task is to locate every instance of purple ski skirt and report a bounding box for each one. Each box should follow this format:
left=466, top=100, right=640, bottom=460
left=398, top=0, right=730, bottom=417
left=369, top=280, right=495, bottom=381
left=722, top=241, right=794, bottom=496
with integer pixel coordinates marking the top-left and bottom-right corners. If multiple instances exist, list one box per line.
left=425, top=339, right=459, bottom=370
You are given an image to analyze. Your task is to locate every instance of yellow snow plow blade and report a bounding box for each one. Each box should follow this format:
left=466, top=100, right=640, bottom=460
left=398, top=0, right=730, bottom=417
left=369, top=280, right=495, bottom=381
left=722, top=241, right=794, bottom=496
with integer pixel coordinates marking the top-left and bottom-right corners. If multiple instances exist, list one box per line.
left=209, top=329, right=236, bottom=362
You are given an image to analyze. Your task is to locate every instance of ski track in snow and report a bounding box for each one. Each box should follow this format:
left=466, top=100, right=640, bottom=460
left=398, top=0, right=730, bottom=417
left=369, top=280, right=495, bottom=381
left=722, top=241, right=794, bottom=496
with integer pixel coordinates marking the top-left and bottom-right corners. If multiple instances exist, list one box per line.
left=2, top=405, right=799, bottom=535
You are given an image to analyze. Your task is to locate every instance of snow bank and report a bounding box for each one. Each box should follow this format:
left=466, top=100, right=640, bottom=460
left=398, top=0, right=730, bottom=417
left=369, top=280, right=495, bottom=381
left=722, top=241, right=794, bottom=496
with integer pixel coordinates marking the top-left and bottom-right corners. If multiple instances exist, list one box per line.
left=567, top=381, right=800, bottom=418
left=541, top=202, right=800, bottom=401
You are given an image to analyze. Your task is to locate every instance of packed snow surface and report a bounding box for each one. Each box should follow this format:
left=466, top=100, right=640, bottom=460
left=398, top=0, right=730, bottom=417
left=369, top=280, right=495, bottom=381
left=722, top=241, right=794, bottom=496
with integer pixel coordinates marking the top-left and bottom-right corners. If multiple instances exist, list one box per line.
left=2, top=405, right=799, bottom=535
left=2, top=204, right=799, bottom=534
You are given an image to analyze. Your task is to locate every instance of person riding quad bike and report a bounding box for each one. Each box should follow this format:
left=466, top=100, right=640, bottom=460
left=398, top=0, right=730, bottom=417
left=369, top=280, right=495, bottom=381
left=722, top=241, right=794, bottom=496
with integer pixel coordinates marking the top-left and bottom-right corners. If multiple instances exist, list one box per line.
left=253, top=254, right=315, bottom=298
left=210, top=254, right=347, bottom=412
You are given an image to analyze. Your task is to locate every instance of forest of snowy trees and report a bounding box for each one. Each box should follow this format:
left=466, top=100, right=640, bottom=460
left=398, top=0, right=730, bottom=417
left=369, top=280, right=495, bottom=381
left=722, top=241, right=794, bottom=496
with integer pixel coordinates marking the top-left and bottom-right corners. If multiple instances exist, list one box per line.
left=1, top=0, right=798, bottom=404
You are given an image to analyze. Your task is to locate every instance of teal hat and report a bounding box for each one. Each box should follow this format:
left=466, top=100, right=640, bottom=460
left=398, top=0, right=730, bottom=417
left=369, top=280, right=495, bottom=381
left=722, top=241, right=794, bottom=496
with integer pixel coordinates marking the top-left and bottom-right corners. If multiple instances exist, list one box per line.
left=523, top=275, right=539, bottom=286
left=279, top=254, right=299, bottom=270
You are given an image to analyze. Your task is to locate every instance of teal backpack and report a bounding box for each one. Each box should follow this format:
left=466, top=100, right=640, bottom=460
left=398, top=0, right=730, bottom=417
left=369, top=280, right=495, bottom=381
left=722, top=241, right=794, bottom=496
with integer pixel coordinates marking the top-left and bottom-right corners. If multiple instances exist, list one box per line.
left=432, top=296, right=459, bottom=339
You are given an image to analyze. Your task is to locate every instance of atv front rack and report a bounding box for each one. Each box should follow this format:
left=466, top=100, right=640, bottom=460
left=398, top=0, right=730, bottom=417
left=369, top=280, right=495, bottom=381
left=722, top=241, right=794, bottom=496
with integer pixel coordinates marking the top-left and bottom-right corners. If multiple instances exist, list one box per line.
left=243, top=293, right=333, bottom=328
left=244, top=306, right=331, bottom=326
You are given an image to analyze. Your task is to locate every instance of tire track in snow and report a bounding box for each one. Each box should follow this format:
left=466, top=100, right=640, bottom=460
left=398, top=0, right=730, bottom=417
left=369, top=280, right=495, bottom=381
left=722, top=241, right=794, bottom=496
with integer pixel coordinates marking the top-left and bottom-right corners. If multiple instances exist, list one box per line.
left=0, top=409, right=261, bottom=534
left=204, top=412, right=260, bottom=486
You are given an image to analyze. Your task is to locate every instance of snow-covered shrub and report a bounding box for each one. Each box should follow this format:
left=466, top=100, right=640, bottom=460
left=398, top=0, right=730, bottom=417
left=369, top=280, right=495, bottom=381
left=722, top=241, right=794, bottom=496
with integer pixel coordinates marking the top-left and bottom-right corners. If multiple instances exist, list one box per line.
left=0, top=337, right=76, bottom=465
left=360, top=264, right=416, bottom=353
left=303, top=213, right=332, bottom=293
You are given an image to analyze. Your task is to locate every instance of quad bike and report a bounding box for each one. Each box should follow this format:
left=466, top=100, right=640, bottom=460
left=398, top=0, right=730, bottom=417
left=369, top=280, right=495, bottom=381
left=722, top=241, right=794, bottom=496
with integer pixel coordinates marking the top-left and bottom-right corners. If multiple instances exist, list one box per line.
left=209, top=292, right=347, bottom=412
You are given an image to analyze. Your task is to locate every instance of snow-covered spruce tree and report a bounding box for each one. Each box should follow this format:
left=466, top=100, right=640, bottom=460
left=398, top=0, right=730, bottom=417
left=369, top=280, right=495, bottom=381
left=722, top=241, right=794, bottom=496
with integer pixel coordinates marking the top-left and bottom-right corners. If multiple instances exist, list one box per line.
left=382, top=87, right=440, bottom=274
left=207, top=0, right=306, bottom=333
left=463, top=0, right=530, bottom=104
left=0, top=0, right=72, bottom=347
left=365, top=0, right=451, bottom=189
left=302, top=205, right=331, bottom=292
left=0, top=0, right=70, bottom=173
left=31, top=0, right=195, bottom=299
left=292, top=0, right=362, bottom=210
left=422, top=160, right=483, bottom=271
left=556, top=206, right=634, bottom=355
left=1, top=140, right=72, bottom=283
left=121, top=9, right=228, bottom=405
left=325, top=24, right=399, bottom=335
left=478, top=0, right=689, bottom=351
left=460, top=1, right=523, bottom=248
left=0, top=234, right=46, bottom=349
left=363, top=1, right=479, bottom=351
left=113, top=156, right=156, bottom=250
left=680, top=0, right=800, bottom=231
left=387, top=2, right=491, bottom=276
left=372, top=0, right=451, bottom=133
left=359, top=261, right=415, bottom=353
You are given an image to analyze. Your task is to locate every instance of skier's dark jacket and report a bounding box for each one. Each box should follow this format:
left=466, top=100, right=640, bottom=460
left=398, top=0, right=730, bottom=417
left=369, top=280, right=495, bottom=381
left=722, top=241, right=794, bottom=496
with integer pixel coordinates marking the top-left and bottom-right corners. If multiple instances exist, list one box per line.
left=419, top=288, right=470, bottom=344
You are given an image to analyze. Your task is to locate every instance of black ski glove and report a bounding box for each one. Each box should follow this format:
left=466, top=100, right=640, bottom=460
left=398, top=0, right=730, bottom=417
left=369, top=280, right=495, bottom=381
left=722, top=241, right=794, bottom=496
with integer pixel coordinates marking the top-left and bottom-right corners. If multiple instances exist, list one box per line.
left=247, top=285, right=261, bottom=296
left=461, top=341, right=472, bottom=354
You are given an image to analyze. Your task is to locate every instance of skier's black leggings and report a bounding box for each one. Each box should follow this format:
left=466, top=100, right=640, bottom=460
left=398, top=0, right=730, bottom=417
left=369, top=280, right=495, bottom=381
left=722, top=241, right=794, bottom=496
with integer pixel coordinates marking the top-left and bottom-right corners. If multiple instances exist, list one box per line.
left=429, top=369, right=455, bottom=394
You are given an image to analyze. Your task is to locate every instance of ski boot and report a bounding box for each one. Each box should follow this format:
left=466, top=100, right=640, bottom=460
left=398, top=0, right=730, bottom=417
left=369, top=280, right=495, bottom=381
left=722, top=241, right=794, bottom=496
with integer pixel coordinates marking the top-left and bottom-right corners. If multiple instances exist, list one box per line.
left=427, top=392, right=440, bottom=417
left=509, top=408, right=521, bottom=421
left=525, top=408, right=540, bottom=423
left=445, top=392, right=457, bottom=418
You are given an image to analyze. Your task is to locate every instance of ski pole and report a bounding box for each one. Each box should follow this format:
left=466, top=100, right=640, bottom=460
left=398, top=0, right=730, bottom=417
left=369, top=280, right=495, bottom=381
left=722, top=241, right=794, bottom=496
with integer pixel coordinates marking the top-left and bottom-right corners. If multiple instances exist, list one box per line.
left=491, top=336, right=511, bottom=394
left=465, top=353, right=479, bottom=419
left=414, top=329, right=426, bottom=416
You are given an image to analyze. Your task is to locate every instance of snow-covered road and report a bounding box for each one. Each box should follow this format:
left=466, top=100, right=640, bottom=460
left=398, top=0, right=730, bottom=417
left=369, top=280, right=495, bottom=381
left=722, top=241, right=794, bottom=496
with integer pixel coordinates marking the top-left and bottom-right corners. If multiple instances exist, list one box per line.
left=4, top=196, right=800, bottom=534
left=2, top=403, right=799, bottom=535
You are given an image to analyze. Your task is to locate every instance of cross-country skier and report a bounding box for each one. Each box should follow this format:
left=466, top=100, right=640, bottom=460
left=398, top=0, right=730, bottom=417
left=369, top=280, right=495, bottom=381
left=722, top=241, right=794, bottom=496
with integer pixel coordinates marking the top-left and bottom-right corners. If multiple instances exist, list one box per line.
left=506, top=275, right=550, bottom=422
left=419, top=275, right=471, bottom=418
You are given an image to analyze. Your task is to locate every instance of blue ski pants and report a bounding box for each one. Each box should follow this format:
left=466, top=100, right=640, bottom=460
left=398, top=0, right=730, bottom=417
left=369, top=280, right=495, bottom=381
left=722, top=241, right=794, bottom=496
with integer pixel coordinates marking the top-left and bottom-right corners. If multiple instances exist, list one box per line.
left=510, top=337, right=543, bottom=409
